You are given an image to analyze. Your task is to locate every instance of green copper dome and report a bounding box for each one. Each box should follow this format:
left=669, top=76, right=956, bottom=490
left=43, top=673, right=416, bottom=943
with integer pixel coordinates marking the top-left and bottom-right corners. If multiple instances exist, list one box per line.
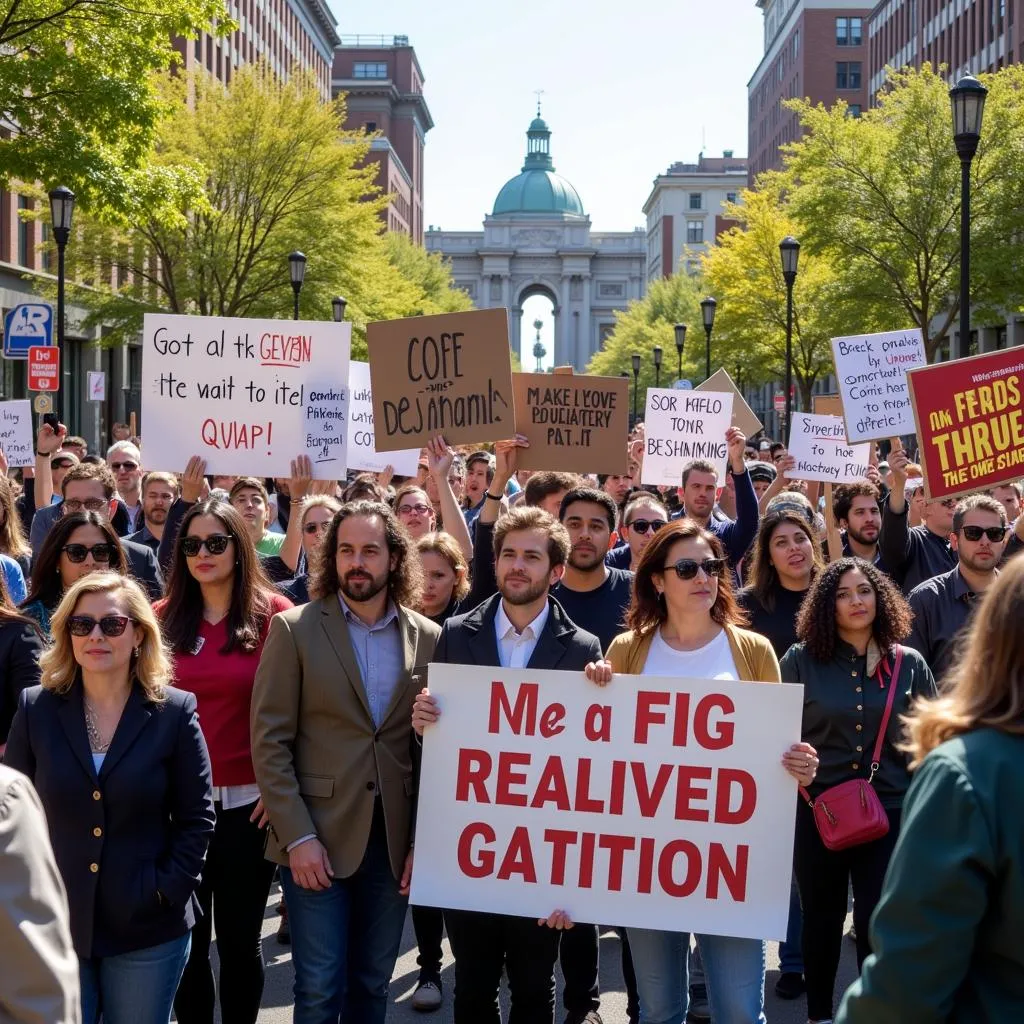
left=492, top=113, right=585, bottom=217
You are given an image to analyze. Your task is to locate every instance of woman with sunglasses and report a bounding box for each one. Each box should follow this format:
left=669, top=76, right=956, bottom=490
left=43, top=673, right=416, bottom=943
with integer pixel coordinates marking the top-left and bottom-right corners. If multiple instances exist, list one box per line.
left=4, top=572, right=214, bottom=1024
left=780, top=557, right=934, bottom=1024
left=22, top=512, right=127, bottom=640
left=277, top=495, right=342, bottom=606
left=614, top=491, right=669, bottom=570
left=586, top=518, right=819, bottom=1023
left=155, top=499, right=291, bottom=1024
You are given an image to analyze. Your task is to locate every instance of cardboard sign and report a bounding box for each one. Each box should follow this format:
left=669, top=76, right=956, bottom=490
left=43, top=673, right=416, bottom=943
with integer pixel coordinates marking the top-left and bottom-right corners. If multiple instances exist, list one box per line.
left=907, top=349, right=1024, bottom=500
left=695, top=368, right=762, bottom=438
left=811, top=394, right=844, bottom=417
left=411, top=666, right=803, bottom=939
left=141, top=313, right=351, bottom=477
left=0, top=400, right=34, bottom=467
left=346, top=362, right=420, bottom=477
left=641, top=388, right=734, bottom=487
left=512, top=371, right=629, bottom=474
left=366, top=308, right=514, bottom=452
left=831, top=328, right=926, bottom=443
left=786, top=412, right=871, bottom=484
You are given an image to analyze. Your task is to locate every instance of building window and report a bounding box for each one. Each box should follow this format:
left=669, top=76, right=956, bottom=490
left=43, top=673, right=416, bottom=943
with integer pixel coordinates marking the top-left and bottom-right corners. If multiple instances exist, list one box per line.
left=686, top=220, right=704, bottom=244
left=688, top=192, right=702, bottom=210
left=17, top=196, right=31, bottom=267
left=353, top=61, right=387, bottom=78
left=793, top=30, right=799, bottom=58
left=836, top=61, right=862, bottom=89
left=836, top=16, right=862, bottom=45
left=726, top=192, right=738, bottom=204
left=365, top=121, right=377, bottom=132
left=847, top=103, right=862, bottom=117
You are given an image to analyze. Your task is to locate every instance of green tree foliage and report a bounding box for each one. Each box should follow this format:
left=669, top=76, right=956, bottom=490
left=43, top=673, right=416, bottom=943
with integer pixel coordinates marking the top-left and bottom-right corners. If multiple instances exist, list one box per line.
left=0, top=0, right=228, bottom=210
left=382, top=233, right=473, bottom=315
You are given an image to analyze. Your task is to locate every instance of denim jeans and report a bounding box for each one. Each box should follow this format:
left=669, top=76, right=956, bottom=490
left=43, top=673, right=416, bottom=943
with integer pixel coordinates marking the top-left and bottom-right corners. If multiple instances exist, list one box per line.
left=777, top=875, right=805, bottom=974
left=79, top=932, right=191, bottom=1024
left=627, top=928, right=766, bottom=1024
left=281, top=804, right=408, bottom=1024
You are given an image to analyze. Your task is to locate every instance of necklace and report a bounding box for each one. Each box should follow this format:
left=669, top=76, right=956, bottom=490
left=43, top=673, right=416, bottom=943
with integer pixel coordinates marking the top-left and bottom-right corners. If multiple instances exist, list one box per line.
left=83, top=698, right=119, bottom=753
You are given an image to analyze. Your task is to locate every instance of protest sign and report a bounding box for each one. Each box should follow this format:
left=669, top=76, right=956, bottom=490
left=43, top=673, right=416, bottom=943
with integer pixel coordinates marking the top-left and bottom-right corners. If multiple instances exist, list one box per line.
left=411, top=666, right=803, bottom=939
left=346, top=362, right=420, bottom=477
left=831, top=328, right=926, bottom=444
left=0, top=400, right=34, bottom=466
left=366, top=308, right=514, bottom=451
left=512, top=370, right=629, bottom=474
left=811, top=394, right=844, bottom=418
left=641, top=389, right=733, bottom=487
left=786, top=412, right=871, bottom=484
left=141, top=314, right=350, bottom=478
left=695, top=368, right=762, bottom=438
left=907, top=348, right=1024, bottom=500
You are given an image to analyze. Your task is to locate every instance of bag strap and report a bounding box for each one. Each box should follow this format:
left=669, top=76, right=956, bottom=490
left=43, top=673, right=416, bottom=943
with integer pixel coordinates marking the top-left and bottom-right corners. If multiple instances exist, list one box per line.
left=869, top=645, right=903, bottom=778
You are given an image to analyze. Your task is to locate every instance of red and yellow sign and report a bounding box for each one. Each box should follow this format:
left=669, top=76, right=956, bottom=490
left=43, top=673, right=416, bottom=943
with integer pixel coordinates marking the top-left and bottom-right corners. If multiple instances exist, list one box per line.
left=907, top=349, right=1024, bottom=500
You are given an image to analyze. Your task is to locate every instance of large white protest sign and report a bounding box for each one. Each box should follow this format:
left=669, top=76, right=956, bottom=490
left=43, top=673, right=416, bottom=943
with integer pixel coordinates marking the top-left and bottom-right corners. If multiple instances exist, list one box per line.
left=347, top=362, right=420, bottom=477
left=787, top=412, right=872, bottom=484
left=641, top=389, right=734, bottom=487
left=0, top=400, right=33, bottom=466
left=142, top=314, right=350, bottom=478
left=411, top=666, right=803, bottom=940
left=831, top=328, right=926, bottom=443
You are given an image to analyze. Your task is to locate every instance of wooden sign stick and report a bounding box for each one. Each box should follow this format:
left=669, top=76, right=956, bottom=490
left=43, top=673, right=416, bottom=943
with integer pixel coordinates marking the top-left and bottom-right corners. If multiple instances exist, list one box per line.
left=824, top=484, right=843, bottom=563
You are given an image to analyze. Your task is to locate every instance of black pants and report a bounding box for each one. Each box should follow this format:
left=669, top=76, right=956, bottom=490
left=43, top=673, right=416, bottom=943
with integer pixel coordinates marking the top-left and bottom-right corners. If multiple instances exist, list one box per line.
left=793, top=799, right=902, bottom=1021
left=617, top=927, right=640, bottom=1023
left=412, top=905, right=444, bottom=980
left=445, top=908, right=560, bottom=1024
left=174, top=801, right=276, bottom=1024
left=560, top=924, right=600, bottom=1019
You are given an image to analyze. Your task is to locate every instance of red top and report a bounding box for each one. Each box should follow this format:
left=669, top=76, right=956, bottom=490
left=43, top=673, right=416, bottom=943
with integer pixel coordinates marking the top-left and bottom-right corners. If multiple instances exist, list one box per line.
left=155, top=593, right=292, bottom=786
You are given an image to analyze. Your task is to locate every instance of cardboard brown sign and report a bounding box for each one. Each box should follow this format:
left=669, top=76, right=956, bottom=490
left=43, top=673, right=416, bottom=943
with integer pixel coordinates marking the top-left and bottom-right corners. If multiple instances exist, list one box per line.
left=695, top=369, right=762, bottom=438
left=512, top=370, right=629, bottom=474
left=811, top=394, right=844, bottom=417
left=366, top=308, right=515, bottom=451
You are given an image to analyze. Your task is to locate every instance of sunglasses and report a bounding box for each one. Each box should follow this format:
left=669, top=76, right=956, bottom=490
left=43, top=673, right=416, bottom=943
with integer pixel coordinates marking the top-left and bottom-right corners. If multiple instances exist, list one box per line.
left=63, top=498, right=107, bottom=514
left=303, top=521, right=330, bottom=535
left=181, top=534, right=232, bottom=557
left=109, top=461, right=139, bottom=472
left=627, top=518, right=667, bottom=536
left=398, top=503, right=431, bottom=516
left=62, top=543, right=115, bottom=564
left=68, top=615, right=134, bottom=638
left=960, top=524, right=1009, bottom=542
left=662, top=557, right=727, bottom=580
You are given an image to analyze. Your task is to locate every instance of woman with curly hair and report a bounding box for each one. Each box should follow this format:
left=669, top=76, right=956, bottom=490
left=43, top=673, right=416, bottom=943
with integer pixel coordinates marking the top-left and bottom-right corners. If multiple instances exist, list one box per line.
left=781, top=557, right=935, bottom=1024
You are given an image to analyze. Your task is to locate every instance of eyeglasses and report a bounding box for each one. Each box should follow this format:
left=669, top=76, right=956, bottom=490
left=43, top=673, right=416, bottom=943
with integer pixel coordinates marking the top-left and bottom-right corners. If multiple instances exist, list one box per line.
left=398, top=503, right=431, bottom=516
left=68, top=615, right=134, bottom=638
left=109, top=461, right=139, bottom=472
left=662, top=557, right=727, bottom=580
left=62, top=543, right=116, bottom=564
left=960, top=524, right=1009, bottom=542
left=181, top=534, right=232, bottom=557
left=303, top=521, right=330, bottom=535
left=63, top=498, right=107, bottom=514
left=627, top=518, right=667, bottom=536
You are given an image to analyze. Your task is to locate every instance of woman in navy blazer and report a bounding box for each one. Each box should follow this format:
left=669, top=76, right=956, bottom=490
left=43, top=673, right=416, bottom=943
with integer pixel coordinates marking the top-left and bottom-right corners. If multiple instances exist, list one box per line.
left=4, top=572, right=215, bottom=1024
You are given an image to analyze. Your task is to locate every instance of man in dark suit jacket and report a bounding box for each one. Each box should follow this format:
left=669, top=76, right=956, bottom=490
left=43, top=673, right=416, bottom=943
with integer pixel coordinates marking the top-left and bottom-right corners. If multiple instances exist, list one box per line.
left=413, top=505, right=603, bottom=1024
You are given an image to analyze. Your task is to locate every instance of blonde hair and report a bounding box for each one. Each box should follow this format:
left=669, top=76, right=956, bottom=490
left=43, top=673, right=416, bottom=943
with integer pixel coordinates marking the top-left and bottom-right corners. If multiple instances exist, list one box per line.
left=903, top=555, right=1024, bottom=766
left=300, top=495, right=342, bottom=525
left=41, top=572, right=172, bottom=702
left=416, top=531, right=471, bottom=602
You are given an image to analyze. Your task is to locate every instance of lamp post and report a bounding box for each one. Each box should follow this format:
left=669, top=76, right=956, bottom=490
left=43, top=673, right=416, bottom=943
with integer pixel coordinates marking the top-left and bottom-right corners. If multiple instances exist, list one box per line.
left=332, top=295, right=347, bottom=322
left=652, top=345, right=663, bottom=389
left=779, top=236, right=800, bottom=439
left=674, top=323, right=687, bottom=380
left=48, top=186, right=75, bottom=420
left=700, top=296, right=717, bottom=381
left=532, top=318, right=546, bottom=372
left=631, top=352, right=641, bottom=425
left=949, top=74, right=987, bottom=360
left=288, top=251, right=306, bottom=320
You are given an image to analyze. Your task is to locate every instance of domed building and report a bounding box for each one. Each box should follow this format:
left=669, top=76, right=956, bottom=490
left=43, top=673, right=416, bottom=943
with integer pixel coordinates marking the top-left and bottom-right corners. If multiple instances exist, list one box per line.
left=426, top=111, right=646, bottom=370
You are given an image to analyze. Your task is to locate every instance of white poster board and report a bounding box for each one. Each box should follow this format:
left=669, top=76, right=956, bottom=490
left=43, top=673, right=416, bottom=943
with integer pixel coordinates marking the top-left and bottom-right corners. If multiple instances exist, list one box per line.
left=831, top=328, right=926, bottom=443
left=141, top=314, right=350, bottom=478
left=641, top=389, right=734, bottom=487
left=0, top=400, right=34, bottom=467
left=346, top=362, right=420, bottom=477
left=87, top=371, right=106, bottom=402
left=411, top=666, right=803, bottom=940
left=787, top=412, right=872, bottom=484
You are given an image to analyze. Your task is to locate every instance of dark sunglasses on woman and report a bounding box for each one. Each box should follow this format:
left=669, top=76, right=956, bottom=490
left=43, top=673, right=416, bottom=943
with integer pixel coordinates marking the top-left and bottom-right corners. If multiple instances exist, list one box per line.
left=61, top=543, right=116, bottom=564
left=626, top=518, right=667, bottom=536
left=181, top=534, right=232, bottom=557
left=68, top=615, right=134, bottom=637
left=663, top=557, right=727, bottom=580
left=303, top=521, right=330, bottom=535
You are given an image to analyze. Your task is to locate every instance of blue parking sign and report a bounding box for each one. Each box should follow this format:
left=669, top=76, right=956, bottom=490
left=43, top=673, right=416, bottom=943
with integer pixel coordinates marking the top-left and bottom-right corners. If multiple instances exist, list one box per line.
left=4, top=303, right=53, bottom=359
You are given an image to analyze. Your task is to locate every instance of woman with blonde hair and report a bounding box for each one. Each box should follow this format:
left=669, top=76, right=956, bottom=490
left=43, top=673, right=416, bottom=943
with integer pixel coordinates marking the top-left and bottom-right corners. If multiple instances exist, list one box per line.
left=837, top=555, right=1024, bottom=1024
left=279, top=494, right=342, bottom=605
left=3, top=572, right=215, bottom=1024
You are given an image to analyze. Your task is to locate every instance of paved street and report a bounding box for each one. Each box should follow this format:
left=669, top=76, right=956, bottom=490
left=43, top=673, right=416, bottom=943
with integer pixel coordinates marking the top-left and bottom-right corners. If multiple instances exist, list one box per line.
left=240, top=882, right=859, bottom=1023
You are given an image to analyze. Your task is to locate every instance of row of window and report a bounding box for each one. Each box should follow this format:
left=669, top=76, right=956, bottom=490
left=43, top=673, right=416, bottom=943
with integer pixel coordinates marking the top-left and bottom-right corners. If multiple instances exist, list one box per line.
left=836, top=17, right=864, bottom=46
left=686, top=191, right=738, bottom=210
left=354, top=61, right=388, bottom=78
left=836, top=61, right=863, bottom=90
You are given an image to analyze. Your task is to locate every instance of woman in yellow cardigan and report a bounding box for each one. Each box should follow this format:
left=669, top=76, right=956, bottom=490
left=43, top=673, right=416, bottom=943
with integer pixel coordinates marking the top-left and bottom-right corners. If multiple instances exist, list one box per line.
left=586, top=518, right=818, bottom=1024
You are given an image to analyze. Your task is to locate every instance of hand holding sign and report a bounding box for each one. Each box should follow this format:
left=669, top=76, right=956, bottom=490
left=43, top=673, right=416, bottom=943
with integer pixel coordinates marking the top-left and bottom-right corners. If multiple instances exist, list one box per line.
left=181, top=456, right=208, bottom=504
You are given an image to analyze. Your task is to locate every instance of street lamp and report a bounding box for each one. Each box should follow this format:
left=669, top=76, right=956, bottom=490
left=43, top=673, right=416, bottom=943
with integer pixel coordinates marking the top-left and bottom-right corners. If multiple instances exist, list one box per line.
left=48, top=185, right=75, bottom=420
left=631, top=352, right=641, bottom=425
left=949, top=73, right=987, bottom=359
left=674, top=323, right=687, bottom=380
left=700, top=296, right=717, bottom=381
left=288, top=251, right=306, bottom=320
left=332, top=295, right=347, bottom=322
left=779, top=236, right=800, bottom=438
left=652, top=345, right=663, bottom=389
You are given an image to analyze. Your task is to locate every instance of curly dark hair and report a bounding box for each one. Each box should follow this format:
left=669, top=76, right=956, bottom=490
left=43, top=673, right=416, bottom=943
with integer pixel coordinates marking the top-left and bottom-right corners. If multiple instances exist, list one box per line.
left=795, top=556, right=913, bottom=662
left=310, top=500, right=422, bottom=608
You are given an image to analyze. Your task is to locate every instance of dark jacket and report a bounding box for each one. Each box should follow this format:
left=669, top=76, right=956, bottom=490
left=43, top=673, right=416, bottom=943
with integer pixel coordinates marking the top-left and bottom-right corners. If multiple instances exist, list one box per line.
left=125, top=524, right=160, bottom=554
left=0, top=618, right=43, bottom=743
left=672, top=467, right=759, bottom=567
left=3, top=682, right=215, bottom=958
left=879, top=501, right=957, bottom=593
left=837, top=730, right=1024, bottom=1024
left=433, top=592, right=602, bottom=671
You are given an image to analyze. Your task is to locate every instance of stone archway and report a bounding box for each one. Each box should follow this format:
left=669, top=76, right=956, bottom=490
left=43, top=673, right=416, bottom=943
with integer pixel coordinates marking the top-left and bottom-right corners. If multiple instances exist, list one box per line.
left=513, top=281, right=560, bottom=366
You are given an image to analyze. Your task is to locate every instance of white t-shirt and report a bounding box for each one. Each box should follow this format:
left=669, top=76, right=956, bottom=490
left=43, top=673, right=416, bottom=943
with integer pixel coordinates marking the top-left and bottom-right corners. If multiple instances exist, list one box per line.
left=643, top=626, right=739, bottom=680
